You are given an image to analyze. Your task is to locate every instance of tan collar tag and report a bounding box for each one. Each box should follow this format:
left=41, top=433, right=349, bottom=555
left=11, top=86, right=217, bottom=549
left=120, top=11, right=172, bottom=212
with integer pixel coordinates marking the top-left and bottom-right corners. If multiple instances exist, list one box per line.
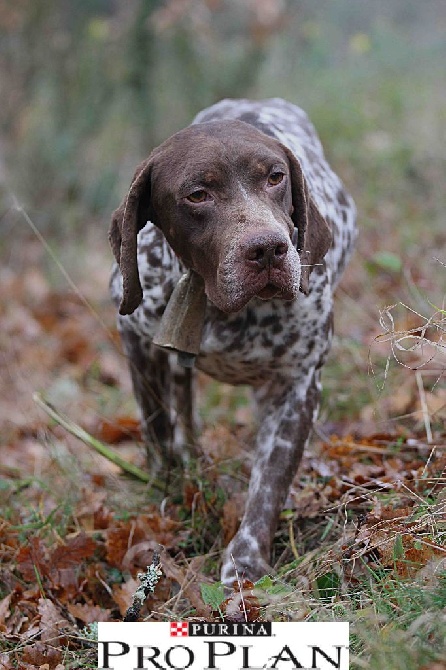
left=152, top=270, right=207, bottom=367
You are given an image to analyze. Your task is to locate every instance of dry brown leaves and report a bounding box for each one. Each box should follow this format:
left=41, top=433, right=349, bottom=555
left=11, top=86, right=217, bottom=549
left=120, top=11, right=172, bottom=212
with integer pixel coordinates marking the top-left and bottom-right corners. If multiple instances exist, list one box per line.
left=1, top=261, right=445, bottom=667
left=220, top=579, right=262, bottom=622
left=341, top=496, right=445, bottom=580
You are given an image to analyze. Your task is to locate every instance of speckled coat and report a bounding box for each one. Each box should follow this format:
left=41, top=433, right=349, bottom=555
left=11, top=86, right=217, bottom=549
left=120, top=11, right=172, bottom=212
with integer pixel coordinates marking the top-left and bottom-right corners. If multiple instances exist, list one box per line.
left=110, top=98, right=357, bottom=583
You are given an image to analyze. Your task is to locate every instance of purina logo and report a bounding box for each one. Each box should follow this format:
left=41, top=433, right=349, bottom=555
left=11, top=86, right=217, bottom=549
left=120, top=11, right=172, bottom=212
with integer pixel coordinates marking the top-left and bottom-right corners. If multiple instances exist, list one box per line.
left=170, top=622, right=189, bottom=637
left=98, top=621, right=349, bottom=669
left=170, top=622, right=272, bottom=637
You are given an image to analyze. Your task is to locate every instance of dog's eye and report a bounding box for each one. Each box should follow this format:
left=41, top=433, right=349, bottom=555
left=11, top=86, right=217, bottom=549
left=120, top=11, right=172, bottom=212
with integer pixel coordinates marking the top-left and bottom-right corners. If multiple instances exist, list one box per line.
left=186, top=190, right=209, bottom=203
left=267, top=172, right=285, bottom=186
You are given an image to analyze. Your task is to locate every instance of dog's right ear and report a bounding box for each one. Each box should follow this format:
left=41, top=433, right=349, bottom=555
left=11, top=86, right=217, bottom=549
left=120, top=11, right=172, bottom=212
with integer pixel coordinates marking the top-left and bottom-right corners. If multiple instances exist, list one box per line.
left=109, top=157, right=153, bottom=315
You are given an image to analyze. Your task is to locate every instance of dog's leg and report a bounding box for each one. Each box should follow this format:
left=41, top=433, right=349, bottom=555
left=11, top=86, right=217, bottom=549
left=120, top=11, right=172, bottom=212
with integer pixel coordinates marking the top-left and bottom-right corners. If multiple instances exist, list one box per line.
left=118, top=326, right=174, bottom=470
left=221, top=365, right=324, bottom=584
left=170, top=359, right=198, bottom=465
left=119, top=324, right=197, bottom=469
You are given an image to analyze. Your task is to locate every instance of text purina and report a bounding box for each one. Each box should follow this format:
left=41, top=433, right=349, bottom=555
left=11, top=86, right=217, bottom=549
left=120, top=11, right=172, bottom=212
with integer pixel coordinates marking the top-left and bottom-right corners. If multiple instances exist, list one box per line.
left=189, top=622, right=271, bottom=636
left=98, top=640, right=348, bottom=669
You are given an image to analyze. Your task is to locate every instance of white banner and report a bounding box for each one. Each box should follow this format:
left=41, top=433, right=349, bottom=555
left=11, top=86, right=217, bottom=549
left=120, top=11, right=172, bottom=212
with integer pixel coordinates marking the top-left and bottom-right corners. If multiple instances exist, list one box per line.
left=98, top=621, right=349, bottom=669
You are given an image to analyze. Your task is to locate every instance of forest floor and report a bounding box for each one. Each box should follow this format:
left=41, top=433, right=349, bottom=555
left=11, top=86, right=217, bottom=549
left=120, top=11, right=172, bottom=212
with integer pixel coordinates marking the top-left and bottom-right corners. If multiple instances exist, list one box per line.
left=0, top=211, right=445, bottom=669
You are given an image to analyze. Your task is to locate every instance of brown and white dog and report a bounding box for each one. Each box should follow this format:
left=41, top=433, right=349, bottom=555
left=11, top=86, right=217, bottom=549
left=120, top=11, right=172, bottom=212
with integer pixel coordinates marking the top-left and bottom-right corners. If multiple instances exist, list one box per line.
left=110, top=98, right=357, bottom=583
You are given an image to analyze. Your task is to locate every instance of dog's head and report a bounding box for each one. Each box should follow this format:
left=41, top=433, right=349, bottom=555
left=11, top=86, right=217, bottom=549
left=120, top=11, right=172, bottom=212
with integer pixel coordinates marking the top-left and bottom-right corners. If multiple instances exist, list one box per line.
left=110, top=120, right=332, bottom=315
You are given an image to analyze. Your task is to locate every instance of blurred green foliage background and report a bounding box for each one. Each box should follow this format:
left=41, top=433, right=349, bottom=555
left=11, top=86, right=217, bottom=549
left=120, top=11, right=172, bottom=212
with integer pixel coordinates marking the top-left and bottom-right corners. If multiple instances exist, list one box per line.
left=1, top=0, right=445, bottom=247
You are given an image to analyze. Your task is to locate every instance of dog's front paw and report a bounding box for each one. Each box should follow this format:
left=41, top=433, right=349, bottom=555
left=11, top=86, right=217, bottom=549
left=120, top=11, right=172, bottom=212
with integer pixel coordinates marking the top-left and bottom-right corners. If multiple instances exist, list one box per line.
left=221, top=533, right=273, bottom=586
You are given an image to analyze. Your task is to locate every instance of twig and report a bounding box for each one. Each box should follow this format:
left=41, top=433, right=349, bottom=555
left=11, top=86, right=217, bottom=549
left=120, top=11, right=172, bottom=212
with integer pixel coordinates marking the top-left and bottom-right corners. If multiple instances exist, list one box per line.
left=33, top=392, right=163, bottom=489
left=231, top=554, right=248, bottom=622
left=288, top=517, right=300, bottom=562
left=161, top=553, right=212, bottom=618
left=415, top=372, right=433, bottom=444
left=124, top=551, right=163, bottom=621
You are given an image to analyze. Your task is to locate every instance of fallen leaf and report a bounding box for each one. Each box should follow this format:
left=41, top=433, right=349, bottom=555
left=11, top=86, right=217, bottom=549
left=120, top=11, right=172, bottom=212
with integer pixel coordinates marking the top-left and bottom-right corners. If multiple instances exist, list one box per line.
left=22, top=642, right=62, bottom=669
left=222, top=580, right=261, bottom=622
left=397, top=543, right=445, bottom=578
left=0, top=593, right=12, bottom=626
left=97, top=416, right=141, bottom=444
left=112, top=578, right=140, bottom=617
left=16, top=536, right=50, bottom=582
left=161, top=553, right=212, bottom=619
left=122, top=541, right=158, bottom=571
left=67, top=602, right=111, bottom=624
left=38, top=598, right=71, bottom=644
left=50, top=532, right=97, bottom=571
left=105, top=522, right=145, bottom=568
left=0, top=652, right=14, bottom=669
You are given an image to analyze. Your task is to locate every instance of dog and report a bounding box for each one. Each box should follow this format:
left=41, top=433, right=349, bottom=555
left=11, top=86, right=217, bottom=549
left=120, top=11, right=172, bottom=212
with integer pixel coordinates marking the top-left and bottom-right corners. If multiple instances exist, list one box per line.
left=109, top=98, right=357, bottom=583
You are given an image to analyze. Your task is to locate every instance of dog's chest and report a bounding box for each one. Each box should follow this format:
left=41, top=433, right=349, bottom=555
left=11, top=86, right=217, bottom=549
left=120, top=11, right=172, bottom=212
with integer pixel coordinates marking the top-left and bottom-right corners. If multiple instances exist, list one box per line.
left=196, top=283, right=331, bottom=385
left=114, top=223, right=333, bottom=386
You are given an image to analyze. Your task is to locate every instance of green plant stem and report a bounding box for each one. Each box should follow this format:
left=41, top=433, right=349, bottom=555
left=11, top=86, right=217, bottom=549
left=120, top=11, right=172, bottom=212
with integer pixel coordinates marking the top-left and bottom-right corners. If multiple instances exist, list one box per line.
left=33, top=392, right=163, bottom=490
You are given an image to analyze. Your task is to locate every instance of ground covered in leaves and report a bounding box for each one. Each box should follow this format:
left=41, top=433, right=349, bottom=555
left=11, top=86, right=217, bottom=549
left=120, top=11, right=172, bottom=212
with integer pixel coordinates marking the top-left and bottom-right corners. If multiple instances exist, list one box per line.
left=0, top=232, right=445, bottom=669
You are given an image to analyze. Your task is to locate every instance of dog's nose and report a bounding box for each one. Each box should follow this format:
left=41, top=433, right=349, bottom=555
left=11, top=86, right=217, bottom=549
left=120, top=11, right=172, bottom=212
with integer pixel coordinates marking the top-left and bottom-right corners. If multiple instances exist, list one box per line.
left=244, top=236, right=288, bottom=270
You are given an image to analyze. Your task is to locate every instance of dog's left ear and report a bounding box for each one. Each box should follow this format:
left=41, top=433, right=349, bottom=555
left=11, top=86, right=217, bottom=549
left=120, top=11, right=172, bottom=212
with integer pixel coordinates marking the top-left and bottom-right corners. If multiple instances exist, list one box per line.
left=109, top=157, right=153, bottom=315
left=282, top=146, right=333, bottom=294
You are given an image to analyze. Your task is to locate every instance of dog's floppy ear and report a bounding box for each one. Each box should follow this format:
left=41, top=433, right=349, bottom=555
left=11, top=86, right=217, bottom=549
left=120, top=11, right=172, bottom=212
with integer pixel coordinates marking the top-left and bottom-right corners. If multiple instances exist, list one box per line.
left=282, top=146, right=333, bottom=295
left=109, top=157, right=153, bottom=315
